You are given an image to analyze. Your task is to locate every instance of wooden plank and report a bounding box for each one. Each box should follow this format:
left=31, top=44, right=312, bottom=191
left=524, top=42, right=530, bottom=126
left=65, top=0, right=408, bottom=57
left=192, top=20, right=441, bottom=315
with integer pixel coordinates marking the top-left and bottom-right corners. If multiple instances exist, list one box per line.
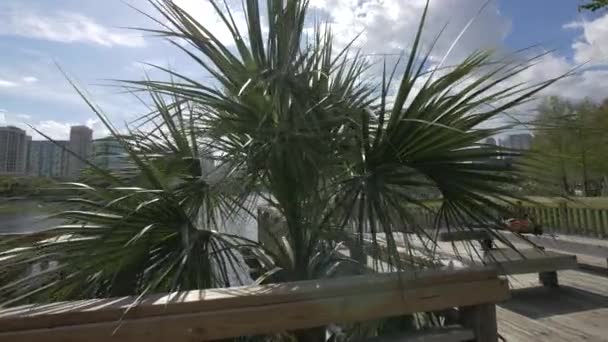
left=500, top=233, right=608, bottom=260
left=0, top=267, right=499, bottom=332
left=496, top=272, right=608, bottom=341
left=602, top=210, right=608, bottom=237
left=551, top=208, right=560, bottom=233
left=544, top=208, right=552, bottom=231
left=397, top=234, right=579, bottom=277
left=438, top=230, right=491, bottom=242
left=563, top=207, right=571, bottom=233
left=484, top=249, right=577, bottom=275
left=361, top=327, right=474, bottom=342
left=594, top=209, right=602, bottom=237
left=361, top=239, right=439, bottom=268
left=584, top=209, right=591, bottom=236
left=576, top=208, right=583, bottom=234
left=558, top=206, right=567, bottom=234
left=0, top=278, right=509, bottom=342
left=496, top=306, right=583, bottom=342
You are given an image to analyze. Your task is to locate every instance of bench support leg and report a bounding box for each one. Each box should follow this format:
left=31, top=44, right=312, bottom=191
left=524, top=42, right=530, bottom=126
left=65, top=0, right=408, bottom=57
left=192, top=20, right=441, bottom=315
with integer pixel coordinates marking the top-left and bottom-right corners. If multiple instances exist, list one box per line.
left=480, top=239, right=493, bottom=252
left=460, top=304, right=498, bottom=342
left=539, top=271, right=559, bottom=287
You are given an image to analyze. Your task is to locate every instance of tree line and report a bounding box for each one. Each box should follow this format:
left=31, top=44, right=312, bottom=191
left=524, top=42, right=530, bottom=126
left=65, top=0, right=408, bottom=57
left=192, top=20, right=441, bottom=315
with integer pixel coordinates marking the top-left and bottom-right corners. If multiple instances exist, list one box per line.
left=527, top=96, right=608, bottom=196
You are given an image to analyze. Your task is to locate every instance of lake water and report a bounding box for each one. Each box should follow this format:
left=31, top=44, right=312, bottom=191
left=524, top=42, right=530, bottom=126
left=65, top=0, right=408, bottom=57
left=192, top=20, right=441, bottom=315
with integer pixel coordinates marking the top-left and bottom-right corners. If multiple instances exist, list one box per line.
left=0, top=199, right=259, bottom=240
left=0, top=199, right=259, bottom=285
left=0, top=200, right=62, bottom=234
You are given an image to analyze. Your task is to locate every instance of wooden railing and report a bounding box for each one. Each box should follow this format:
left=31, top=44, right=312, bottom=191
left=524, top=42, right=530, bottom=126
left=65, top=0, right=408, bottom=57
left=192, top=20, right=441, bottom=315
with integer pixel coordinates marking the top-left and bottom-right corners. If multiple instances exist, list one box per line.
left=411, top=197, right=608, bottom=238
left=522, top=197, right=608, bottom=237
left=0, top=267, right=509, bottom=342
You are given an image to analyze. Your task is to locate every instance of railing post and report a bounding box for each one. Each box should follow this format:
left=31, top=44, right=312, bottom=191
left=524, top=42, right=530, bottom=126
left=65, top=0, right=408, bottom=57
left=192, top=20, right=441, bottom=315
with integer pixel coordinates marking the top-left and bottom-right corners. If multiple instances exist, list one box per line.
left=583, top=209, right=589, bottom=236
left=460, top=303, right=498, bottom=342
left=594, top=210, right=602, bottom=237
left=558, top=203, right=568, bottom=234
left=575, top=208, right=582, bottom=234
left=600, top=209, right=608, bottom=238
left=552, top=208, right=560, bottom=233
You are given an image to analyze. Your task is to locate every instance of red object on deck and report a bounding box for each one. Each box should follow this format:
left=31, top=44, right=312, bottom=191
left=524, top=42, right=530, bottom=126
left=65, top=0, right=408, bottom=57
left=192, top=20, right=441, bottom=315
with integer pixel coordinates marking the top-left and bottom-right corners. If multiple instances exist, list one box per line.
left=504, top=218, right=536, bottom=233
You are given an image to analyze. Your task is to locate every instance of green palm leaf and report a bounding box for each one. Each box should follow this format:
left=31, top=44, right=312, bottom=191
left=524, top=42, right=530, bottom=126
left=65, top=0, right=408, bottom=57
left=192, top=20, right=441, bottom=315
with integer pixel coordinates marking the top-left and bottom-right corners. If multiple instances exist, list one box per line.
left=1, top=0, right=568, bottom=316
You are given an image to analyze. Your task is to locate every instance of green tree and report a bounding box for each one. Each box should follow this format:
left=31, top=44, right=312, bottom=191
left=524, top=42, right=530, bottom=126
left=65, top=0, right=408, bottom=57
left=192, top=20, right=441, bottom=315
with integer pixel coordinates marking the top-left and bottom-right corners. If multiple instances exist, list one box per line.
left=0, top=0, right=562, bottom=340
left=528, top=97, right=577, bottom=195
left=0, top=176, right=56, bottom=197
left=529, top=96, right=608, bottom=196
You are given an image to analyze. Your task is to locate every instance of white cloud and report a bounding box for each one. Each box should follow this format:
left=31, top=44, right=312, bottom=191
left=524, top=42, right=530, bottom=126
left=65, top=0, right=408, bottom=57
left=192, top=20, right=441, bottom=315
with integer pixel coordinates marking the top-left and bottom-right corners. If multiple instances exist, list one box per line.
left=0, top=109, right=111, bottom=140
left=0, top=112, right=70, bottom=140
left=22, top=76, right=38, bottom=84
left=172, top=0, right=248, bottom=44
left=1, top=118, right=105, bottom=140
left=310, top=0, right=511, bottom=64
left=31, top=119, right=110, bottom=140
left=0, top=77, right=86, bottom=107
left=565, top=13, right=608, bottom=65
left=0, top=79, right=19, bottom=87
left=314, top=1, right=608, bottom=123
left=510, top=12, right=608, bottom=106
left=0, top=7, right=145, bottom=47
left=85, top=119, right=111, bottom=139
left=2, top=0, right=606, bottom=137
left=0, top=76, right=38, bottom=87
left=31, top=120, right=73, bottom=140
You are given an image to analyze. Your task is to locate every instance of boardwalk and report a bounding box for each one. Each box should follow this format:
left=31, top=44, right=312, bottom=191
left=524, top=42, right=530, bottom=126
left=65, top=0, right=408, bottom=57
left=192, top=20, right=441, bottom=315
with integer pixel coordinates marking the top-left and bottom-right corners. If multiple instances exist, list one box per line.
left=500, top=270, right=608, bottom=341
left=389, top=234, right=608, bottom=341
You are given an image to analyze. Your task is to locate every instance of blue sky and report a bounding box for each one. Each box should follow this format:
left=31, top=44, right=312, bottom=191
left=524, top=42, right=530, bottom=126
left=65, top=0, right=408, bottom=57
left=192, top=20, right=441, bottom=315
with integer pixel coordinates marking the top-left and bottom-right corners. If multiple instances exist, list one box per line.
left=0, top=0, right=607, bottom=139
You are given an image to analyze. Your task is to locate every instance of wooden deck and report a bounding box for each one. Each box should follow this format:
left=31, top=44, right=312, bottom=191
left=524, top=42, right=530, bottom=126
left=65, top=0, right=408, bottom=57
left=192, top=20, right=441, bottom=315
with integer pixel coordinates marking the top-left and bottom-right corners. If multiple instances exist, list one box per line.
left=499, top=270, right=608, bottom=341
left=386, top=233, right=608, bottom=341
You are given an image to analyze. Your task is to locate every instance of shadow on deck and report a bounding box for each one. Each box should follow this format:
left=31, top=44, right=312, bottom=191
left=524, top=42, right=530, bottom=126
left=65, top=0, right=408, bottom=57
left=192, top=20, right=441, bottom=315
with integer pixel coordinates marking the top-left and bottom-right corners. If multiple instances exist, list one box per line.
left=497, top=270, right=608, bottom=341
left=501, top=285, right=608, bottom=319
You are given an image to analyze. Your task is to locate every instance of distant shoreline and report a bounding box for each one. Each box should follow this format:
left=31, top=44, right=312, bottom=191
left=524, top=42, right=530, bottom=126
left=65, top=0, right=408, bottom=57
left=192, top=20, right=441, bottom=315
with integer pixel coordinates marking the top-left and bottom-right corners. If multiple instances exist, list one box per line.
left=0, top=199, right=59, bottom=234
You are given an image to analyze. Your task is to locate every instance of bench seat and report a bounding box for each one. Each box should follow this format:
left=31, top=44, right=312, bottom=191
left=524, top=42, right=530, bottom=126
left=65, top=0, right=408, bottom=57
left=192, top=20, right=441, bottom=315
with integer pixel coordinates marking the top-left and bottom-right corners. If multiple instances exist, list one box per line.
left=484, top=248, right=578, bottom=275
left=439, top=230, right=492, bottom=242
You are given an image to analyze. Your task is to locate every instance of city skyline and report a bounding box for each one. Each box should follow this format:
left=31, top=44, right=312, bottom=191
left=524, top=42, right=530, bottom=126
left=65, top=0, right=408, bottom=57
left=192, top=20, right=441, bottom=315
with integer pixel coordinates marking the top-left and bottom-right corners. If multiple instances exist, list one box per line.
left=0, top=124, right=121, bottom=178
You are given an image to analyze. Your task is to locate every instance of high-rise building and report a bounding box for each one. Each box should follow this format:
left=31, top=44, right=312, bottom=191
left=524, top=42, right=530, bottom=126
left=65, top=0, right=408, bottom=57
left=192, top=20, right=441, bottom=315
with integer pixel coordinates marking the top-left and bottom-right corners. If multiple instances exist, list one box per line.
left=507, top=133, right=532, bottom=150
left=27, top=141, right=43, bottom=176
left=0, top=126, right=30, bottom=175
left=24, top=135, right=32, bottom=174
left=67, top=126, right=93, bottom=178
left=52, top=141, right=70, bottom=177
left=27, top=140, right=70, bottom=178
left=92, top=137, right=130, bottom=171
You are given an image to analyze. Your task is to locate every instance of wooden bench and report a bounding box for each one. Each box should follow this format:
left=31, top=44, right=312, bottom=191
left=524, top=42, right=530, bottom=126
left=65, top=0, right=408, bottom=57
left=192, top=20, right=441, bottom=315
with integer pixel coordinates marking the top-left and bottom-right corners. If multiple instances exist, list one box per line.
left=439, top=229, right=578, bottom=287
left=360, top=238, right=441, bottom=269
left=0, top=267, right=509, bottom=342
left=501, top=233, right=608, bottom=269
left=439, top=230, right=495, bottom=251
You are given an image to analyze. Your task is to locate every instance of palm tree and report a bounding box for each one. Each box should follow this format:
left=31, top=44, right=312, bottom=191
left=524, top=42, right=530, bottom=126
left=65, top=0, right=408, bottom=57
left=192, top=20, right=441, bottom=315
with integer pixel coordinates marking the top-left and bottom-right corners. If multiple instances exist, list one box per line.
left=0, top=0, right=563, bottom=340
